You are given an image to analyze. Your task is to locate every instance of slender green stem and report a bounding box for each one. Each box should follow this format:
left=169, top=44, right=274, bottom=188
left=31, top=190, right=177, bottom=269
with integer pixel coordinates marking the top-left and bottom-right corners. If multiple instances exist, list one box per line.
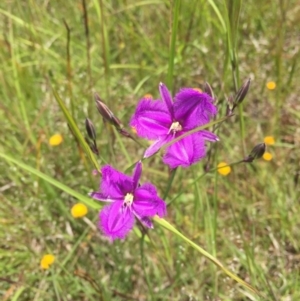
left=140, top=236, right=154, bottom=300
left=163, top=168, right=177, bottom=199
left=160, top=116, right=229, bottom=152
left=99, top=0, right=110, bottom=100
left=167, top=0, right=181, bottom=90
left=154, top=217, right=259, bottom=295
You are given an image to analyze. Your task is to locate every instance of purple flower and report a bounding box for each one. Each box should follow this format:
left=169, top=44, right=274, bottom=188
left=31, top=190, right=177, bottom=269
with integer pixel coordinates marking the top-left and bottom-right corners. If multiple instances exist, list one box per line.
left=130, top=83, right=218, bottom=168
left=90, top=161, right=166, bottom=240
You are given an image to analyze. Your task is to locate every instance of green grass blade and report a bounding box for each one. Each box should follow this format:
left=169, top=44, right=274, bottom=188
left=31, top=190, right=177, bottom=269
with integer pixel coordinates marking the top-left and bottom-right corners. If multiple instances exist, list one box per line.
left=0, top=152, right=100, bottom=210
left=154, top=216, right=259, bottom=296
left=52, top=89, right=101, bottom=172
left=167, top=0, right=181, bottom=91
left=207, top=0, right=226, bottom=33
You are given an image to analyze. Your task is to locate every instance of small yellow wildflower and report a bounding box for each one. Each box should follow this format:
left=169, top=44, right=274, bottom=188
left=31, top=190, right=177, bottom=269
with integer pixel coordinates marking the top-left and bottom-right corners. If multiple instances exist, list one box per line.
left=71, top=203, right=88, bottom=218
left=266, top=81, right=276, bottom=90
left=264, top=136, right=275, bottom=145
left=143, top=94, right=153, bottom=99
left=131, top=126, right=137, bottom=134
left=49, top=134, right=63, bottom=146
left=217, top=162, right=231, bottom=176
left=263, top=152, right=273, bottom=161
left=40, top=254, right=55, bottom=270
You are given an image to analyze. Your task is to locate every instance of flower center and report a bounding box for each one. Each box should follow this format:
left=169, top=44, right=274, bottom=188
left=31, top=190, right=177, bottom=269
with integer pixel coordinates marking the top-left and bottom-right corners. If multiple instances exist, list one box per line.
left=168, top=121, right=182, bottom=134
left=124, top=193, right=134, bottom=207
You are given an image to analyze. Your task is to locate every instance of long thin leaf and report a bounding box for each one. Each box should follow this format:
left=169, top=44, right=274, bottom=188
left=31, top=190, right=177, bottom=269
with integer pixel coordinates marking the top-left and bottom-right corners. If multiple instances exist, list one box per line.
left=0, top=152, right=258, bottom=296
left=0, top=152, right=100, bottom=210
left=52, top=89, right=101, bottom=172
left=154, top=216, right=260, bottom=295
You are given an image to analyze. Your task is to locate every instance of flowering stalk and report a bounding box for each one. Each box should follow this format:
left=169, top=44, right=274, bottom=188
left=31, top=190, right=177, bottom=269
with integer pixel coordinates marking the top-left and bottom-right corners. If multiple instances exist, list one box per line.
left=160, top=115, right=228, bottom=153
left=94, top=93, right=143, bottom=145
left=85, top=118, right=99, bottom=155
left=0, top=152, right=260, bottom=295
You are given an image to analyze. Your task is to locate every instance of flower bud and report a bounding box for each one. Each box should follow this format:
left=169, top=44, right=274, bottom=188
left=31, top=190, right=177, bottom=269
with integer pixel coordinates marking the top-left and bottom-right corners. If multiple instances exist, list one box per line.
left=85, top=118, right=96, bottom=141
left=118, top=128, right=131, bottom=138
left=94, top=93, right=122, bottom=129
left=244, top=143, right=266, bottom=163
left=233, top=78, right=251, bottom=110
left=85, top=137, right=99, bottom=155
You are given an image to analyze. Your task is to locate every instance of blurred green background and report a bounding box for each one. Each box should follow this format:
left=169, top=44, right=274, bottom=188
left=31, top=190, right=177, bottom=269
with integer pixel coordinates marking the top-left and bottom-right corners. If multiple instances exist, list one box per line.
left=0, top=0, right=300, bottom=300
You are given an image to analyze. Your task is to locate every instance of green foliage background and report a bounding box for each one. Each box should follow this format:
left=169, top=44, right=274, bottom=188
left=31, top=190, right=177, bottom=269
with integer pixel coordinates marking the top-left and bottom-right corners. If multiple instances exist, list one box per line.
left=0, top=0, right=300, bottom=300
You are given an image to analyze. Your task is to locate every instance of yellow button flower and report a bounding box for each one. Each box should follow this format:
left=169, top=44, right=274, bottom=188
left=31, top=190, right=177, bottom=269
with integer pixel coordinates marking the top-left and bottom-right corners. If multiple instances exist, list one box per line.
left=264, top=136, right=275, bottom=145
left=71, top=203, right=88, bottom=218
left=263, top=152, right=273, bottom=161
left=193, top=88, right=203, bottom=93
left=217, top=162, right=231, bottom=176
left=131, top=126, right=137, bottom=134
left=40, top=254, right=55, bottom=270
left=266, top=81, right=276, bottom=90
left=143, top=94, right=153, bottom=99
left=49, top=134, right=63, bottom=146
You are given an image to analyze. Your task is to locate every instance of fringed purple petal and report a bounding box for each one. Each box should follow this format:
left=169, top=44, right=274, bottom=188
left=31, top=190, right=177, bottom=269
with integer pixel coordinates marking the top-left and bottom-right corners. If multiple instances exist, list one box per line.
left=89, top=192, right=122, bottom=202
left=174, top=89, right=217, bottom=129
left=163, top=133, right=206, bottom=168
left=100, top=165, right=133, bottom=198
left=132, top=161, right=142, bottom=189
left=99, top=201, right=135, bottom=240
left=159, top=82, right=174, bottom=117
left=144, top=135, right=172, bottom=158
left=198, top=130, right=219, bottom=142
left=130, top=98, right=171, bottom=140
left=138, top=216, right=153, bottom=229
left=133, top=183, right=167, bottom=218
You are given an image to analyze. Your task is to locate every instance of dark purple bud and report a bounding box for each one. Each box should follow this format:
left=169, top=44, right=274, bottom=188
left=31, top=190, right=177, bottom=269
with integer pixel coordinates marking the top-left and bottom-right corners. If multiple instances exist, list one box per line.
left=94, top=93, right=122, bottom=129
left=204, top=82, right=214, bottom=99
left=118, top=128, right=131, bottom=138
left=233, top=78, right=251, bottom=109
left=244, top=143, right=266, bottom=163
left=85, top=137, right=99, bottom=156
left=85, top=118, right=96, bottom=141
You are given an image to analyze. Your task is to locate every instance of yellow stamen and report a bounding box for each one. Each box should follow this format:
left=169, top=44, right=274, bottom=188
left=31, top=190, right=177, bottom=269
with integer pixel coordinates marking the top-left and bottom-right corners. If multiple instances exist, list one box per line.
left=124, top=193, right=134, bottom=206
left=168, top=121, right=182, bottom=134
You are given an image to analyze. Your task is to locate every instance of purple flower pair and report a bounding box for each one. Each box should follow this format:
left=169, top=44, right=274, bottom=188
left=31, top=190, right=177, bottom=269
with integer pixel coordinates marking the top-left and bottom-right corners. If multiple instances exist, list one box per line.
left=90, top=161, right=166, bottom=240
left=91, top=83, right=218, bottom=240
left=130, top=83, right=218, bottom=168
